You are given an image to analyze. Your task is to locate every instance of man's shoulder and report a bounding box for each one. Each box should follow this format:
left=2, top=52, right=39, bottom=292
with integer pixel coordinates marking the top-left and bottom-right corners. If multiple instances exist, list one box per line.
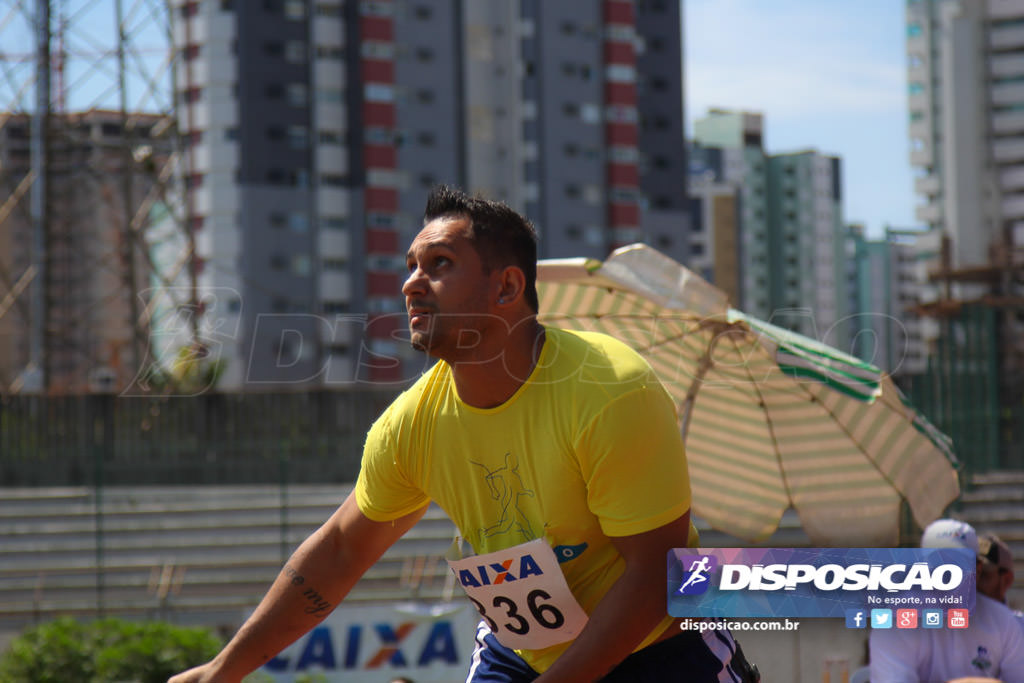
left=546, top=327, right=653, bottom=382
left=372, top=361, right=450, bottom=431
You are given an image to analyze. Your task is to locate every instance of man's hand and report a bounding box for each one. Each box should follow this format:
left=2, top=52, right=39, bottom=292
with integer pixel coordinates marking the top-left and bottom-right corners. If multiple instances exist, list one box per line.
left=535, top=511, right=692, bottom=682
left=167, top=662, right=225, bottom=683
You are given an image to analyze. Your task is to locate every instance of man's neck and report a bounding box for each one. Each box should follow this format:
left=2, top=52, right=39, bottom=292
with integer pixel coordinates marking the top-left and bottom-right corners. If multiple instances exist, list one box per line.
left=449, top=320, right=546, bottom=409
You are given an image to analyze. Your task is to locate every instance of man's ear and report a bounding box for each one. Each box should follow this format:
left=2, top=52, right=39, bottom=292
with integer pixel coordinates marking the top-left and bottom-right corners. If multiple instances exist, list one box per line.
left=495, top=265, right=527, bottom=306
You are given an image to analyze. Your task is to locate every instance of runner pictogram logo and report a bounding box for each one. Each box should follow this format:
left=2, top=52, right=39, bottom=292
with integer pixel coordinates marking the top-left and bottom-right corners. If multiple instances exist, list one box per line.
left=677, top=555, right=717, bottom=595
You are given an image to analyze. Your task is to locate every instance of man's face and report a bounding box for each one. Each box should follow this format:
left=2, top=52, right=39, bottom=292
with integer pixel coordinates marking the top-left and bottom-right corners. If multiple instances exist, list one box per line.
left=402, top=216, right=496, bottom=357
left=976, top=562, right=1009, bottom=603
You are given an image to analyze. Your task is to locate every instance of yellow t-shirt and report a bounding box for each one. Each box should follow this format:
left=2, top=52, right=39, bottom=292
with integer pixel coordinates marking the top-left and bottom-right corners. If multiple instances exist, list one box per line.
left=355, top=327, right=698, bottom=672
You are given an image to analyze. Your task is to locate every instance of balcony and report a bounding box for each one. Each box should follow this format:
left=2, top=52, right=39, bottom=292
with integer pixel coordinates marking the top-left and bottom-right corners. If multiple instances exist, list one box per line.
left=993, top=136, right=1024, bottom=162
left=992, top=110, right=1024, bottom=134
left=990, top=53, right=1024, bottom=78
left=1001, top=193, right=1024, bottom=219
left=915, top=202, right=941, bottom=224
left=990, top=82, right=1024, bottom=107
left=990, top=25, right=1024, bottom=51
left=910, top=146, right=933, bottom=166
left=914, top=175, right=941, bottom=195
left=318, top=228, right=350, bottom=260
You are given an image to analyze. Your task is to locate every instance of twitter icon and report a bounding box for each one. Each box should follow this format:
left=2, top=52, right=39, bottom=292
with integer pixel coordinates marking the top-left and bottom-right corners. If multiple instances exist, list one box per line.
left=871, top=609, right=893, bottom=629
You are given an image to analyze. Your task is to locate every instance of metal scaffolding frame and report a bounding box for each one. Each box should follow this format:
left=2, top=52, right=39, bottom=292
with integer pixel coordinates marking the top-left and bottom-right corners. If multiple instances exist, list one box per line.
left=0, top=0, right=200, bottom=394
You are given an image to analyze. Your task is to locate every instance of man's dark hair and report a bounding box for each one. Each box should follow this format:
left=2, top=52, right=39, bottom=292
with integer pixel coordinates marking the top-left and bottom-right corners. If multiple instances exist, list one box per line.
left=423, top=184, right=540, bottom=312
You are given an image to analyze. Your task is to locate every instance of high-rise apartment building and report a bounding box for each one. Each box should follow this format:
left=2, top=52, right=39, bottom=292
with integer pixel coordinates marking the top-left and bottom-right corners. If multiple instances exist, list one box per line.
left=766, top=150, right=846, bottom=346
left=692, top=109, right=848, bottom=346
left=692, top=110, right=770, bottom=317
left=906, top=0, right=1024, bottom=276
left=170, top=0, right=690, bottom=389
left=846, top=225, right=930, bottom=375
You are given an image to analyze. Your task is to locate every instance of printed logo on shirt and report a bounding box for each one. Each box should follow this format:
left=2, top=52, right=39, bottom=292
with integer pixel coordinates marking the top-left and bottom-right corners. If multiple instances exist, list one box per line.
left=972, top=646, right=992, bottom=673
left=456, top=552, right=544, bottom=588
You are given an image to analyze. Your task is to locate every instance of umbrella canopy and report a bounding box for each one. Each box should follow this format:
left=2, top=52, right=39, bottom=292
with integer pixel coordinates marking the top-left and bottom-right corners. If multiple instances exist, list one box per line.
left=537, top=244, right=960, bottom=546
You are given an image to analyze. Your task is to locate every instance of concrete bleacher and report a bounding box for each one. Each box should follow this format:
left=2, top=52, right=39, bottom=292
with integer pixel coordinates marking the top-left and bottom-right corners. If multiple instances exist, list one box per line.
left=958, top=470, right=1024, bottom=609
left=0, top=484, right=814, bottom=642
left=0, top=485, right=458, bottom=638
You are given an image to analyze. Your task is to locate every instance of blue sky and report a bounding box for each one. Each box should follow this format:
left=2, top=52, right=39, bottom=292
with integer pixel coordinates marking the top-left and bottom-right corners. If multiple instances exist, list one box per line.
left=684, top=0, right=917, bottom=238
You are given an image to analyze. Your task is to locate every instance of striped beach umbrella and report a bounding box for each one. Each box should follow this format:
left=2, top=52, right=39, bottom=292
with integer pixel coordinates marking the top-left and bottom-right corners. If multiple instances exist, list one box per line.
left=537, top=244, right=960, bottom=546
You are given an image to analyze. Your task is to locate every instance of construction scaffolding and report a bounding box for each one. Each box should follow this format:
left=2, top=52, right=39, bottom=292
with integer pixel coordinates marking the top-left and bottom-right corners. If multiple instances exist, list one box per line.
left=905, top=235, right=1024, bottom=475
left=0, top=0, right=200, bottom=394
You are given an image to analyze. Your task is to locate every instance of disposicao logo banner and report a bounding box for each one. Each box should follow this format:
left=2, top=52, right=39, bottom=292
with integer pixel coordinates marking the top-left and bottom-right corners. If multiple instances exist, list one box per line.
left=667, top=548, right=975, bottom=618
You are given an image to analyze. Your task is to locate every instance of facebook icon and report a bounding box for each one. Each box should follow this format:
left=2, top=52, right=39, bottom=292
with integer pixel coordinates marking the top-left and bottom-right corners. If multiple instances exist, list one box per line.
left=845, top=609, right=867, bottom=629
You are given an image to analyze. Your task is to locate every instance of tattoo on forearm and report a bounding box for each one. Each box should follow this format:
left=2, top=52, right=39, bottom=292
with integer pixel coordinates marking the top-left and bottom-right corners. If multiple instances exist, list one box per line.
left=282, top=565, right=331, bottom=615
left=283, top=565, right=305, bottom=586
left=301, top=588, right=331, bottom=615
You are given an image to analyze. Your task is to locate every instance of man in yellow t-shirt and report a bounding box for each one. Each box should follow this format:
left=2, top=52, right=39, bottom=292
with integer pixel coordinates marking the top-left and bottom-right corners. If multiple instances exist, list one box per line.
left=171, top=186, right=758, bottom=683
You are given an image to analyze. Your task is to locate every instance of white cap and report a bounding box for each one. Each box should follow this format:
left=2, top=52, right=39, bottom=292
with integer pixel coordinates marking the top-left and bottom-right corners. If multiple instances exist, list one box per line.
left=920, top=518, right=979, bottom=554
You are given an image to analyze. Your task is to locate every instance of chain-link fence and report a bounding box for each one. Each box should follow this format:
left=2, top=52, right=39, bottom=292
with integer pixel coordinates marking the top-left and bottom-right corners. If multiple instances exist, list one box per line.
left=0, top=389, right=402, bottom=487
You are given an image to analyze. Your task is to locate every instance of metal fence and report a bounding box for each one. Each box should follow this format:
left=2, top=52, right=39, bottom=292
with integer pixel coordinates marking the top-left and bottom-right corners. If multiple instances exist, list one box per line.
left=0, top=389, right=403, bottom=486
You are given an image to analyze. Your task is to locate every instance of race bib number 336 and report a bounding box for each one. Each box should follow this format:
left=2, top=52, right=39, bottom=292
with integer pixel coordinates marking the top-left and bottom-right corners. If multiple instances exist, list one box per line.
left=447, top=538, right=589, bottom=650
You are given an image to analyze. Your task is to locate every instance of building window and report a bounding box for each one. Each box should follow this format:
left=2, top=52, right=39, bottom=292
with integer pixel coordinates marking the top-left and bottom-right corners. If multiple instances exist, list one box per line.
left=415, top=47, right=434, bottom=62
left=291, top=254, right=312, bottom=276
left=361, top=42, right=394, bottom=59
left=417, top=130, right=436, bottom=146
left=316, top=3, right=341, bottom=17
left=606, top=64, right=636, bottom=83
left=285, top=40, right=307, bottom=63
left=323, top=301, right=349, bottom=314
left=264, top=41, right=284, bottom=57
left=366, top=212, right=395, bottom=227
left=907, top=22, right=921, bottom=38
left=415, top=89, right=435, bottom=104
left=287, top=83, right=308, bottom=106
left=321, top=173, right=346, bottom=186
left=316, top=45, right=344, bottom=59
left=322, top=216, right=346, bottom=230
left=284, top=0, right=305, bottom=19
left=319, top=129, right=343, bottom=144
left=265, top=84, right=284, bottom=99
left=361, top=1, right=394, bottom=17
left=323, top=258, right=347, bottom=270
left=287, top=125, right=308, bottom=149
left=365, top=127, right=392, bottom=144
left=365, top=83, right=394, bottom=102
left=288, top=212, right=309, bottom=232
left=317, top=88, right=344, bottom=103
left=414, top=5, right=432, bottom=19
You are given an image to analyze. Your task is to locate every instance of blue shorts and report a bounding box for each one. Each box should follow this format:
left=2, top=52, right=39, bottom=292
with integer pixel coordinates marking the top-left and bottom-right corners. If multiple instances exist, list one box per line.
left=465, top=621, right=749, bottom=682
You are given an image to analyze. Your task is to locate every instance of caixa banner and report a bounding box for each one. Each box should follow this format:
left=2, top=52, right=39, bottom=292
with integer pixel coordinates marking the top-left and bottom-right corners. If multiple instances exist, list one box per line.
left=667, top=548, right=976, bottom=618
left=258, top=601, right=479, bottom=682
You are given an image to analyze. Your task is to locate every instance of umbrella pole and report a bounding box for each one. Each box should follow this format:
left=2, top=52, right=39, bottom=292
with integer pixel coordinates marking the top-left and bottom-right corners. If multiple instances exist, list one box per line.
left=680, top=349, right=717, bottom=442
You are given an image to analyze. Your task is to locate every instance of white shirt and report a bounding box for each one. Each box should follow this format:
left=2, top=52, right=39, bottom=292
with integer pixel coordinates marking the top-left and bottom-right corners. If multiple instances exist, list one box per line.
left=869, top=594, right=1024, bottom=682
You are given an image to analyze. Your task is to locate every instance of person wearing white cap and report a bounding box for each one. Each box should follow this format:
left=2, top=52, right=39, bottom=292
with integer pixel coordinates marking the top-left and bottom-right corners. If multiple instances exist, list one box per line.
left=869, top=519, right=1024, bottom=682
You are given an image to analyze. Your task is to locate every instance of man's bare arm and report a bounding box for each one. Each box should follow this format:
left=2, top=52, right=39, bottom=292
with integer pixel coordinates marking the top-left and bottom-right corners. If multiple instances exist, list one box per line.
left=534, top=511, right=691, bottom=683
left=168, top=492, right=427, bottom=683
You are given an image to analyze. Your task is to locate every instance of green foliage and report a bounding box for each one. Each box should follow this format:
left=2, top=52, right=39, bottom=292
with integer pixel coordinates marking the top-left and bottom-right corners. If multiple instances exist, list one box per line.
left=0, top=617, right=222, bottom=683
